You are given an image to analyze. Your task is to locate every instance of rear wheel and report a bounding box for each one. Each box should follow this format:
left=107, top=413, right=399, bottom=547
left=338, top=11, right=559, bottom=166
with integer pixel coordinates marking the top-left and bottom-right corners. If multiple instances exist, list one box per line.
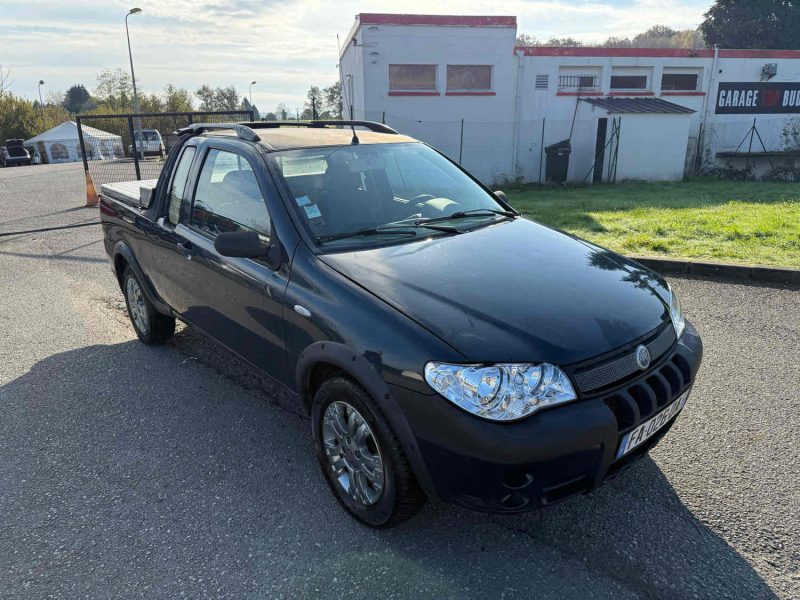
left=311, top=377, right=426, bottom=528
left=121, top=267, right=175, bottom=344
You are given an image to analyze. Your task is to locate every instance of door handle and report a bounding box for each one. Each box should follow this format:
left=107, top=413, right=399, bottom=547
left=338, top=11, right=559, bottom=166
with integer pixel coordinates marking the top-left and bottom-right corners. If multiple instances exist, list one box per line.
left=177, top=239, right=195, bottom=258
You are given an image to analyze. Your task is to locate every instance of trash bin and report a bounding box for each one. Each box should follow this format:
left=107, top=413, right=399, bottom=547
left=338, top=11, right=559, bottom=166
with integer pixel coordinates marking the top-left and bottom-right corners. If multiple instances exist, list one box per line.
left=545, top=139, right=571, bottom=183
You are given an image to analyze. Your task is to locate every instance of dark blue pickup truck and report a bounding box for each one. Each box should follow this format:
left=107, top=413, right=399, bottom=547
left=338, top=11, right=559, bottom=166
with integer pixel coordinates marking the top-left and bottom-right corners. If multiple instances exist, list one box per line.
left=100, top=121, right=702, bottom=528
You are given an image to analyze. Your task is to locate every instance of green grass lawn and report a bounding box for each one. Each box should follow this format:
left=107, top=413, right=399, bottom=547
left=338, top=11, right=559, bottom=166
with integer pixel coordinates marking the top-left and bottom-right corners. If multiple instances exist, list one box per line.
left=506, top=180, right=800, bottom=268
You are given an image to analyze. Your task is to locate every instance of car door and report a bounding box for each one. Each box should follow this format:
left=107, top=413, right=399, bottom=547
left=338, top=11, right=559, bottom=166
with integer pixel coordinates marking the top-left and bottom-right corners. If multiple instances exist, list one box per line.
left=173, top=145, right=289, bottom=380
left=142, top=143, right=199, bottom=313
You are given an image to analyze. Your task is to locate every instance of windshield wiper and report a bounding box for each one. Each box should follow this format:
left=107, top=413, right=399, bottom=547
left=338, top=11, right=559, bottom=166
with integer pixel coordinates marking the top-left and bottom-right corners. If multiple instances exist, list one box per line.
left=318, top=222, right=460, bottom=244
left=413, top=208, right=517, bottom=225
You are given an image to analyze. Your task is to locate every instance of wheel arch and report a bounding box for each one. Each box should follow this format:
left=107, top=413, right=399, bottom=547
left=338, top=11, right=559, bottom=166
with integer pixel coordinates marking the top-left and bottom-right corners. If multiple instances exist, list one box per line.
left=112, top=241, right=172, bottom=315
left=296, top=341, right=436, bottom=497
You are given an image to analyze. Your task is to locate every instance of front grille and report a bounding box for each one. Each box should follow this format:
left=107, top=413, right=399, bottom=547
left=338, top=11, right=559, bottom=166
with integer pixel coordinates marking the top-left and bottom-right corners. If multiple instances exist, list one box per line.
left=573, top=324, right=676, bottom=393
left=601, top=351, right=693, bottom=433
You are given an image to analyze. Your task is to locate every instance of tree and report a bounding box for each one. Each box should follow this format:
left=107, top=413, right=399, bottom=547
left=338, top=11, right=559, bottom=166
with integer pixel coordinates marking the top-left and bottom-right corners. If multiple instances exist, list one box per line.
left=545, top=37, right=584, bottom=47
left=602, top=25, right=704, bottom=49
left=63, top=84, right=92, bottom=114
left=195, top=84, right=239, bottom=111
left=602, top=36, right=633, bottom=48
left=215, top=86, right=239, bottom=111
left=264, top=112, right=278, bottom=121
left=162, top=84, right=193, bottom=112
left=701, top=0, right=800, bottom=49
left=323, top=82, right=343, bottom=119
left=94, top=68, right=134, bottom=111
left=241, top=97, right=260, bottom=120
left=0, top=65, right=12, bottom=96
left=515, top=33, right=541, bottom=47
left=276, top=103, right=288, bottom=120
left=304, top=85, right=324, bottom=119
left=0, top=92, right=69, bottom=142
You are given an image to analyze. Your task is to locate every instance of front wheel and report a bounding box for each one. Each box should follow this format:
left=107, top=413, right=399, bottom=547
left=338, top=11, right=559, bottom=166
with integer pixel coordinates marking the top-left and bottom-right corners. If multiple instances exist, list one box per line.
left=121, top=267, right=175, bottom=344
left=311, top=377, right=426, bottom=528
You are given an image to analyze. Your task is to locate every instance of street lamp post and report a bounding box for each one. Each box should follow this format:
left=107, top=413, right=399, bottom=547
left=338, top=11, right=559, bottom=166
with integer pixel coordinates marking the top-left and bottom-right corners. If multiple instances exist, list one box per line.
left=37, top=80, right=45, bottom=121
left=249, top=80, right=257, bottom=115
left=125, top=8, right=142, bottom=115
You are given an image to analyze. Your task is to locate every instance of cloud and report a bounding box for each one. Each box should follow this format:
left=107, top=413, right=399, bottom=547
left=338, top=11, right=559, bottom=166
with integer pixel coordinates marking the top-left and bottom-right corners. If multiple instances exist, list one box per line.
left=2, top=0, right=709, bottom=109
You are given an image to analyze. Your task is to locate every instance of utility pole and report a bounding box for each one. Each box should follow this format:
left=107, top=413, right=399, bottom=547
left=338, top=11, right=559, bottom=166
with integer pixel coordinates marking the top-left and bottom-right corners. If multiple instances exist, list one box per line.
left=125, top=8, right=142, bottom=116
left=37, top=80, right=45, bottom=121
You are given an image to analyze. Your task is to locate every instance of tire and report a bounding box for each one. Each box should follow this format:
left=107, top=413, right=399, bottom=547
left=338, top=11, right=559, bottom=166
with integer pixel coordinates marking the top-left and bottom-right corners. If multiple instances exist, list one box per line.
left=311, top=377, right=426, bottom=528
left=121, top=266, right=175, bottom=345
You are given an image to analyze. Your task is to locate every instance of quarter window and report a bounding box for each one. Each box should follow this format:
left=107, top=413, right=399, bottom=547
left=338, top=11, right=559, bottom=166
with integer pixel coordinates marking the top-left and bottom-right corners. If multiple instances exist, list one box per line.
left=389, top=64, right=437, bottom=92
left=168, top=146, right=196, bottom=225
left=446, top=65, right=492, bottom=91
left=191, top=149, right=270, bottom=238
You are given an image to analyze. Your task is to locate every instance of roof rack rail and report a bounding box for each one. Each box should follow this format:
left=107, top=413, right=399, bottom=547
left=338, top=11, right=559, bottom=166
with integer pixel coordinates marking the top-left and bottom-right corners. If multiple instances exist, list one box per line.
left=175, top=123, right=261, bottom=142
left=243, top=120, right=398, bottom=134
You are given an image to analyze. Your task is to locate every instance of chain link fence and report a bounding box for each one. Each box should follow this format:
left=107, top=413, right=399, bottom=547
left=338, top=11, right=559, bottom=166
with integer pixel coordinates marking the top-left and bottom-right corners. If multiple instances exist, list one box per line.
left=76, top=110, right=254, bottom=188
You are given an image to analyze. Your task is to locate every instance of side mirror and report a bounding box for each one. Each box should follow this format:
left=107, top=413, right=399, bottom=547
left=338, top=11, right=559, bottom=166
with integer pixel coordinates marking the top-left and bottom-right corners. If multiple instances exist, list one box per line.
left=214, top=231, right=270, bottom=258
left=494, top=190, right=509, bottom=204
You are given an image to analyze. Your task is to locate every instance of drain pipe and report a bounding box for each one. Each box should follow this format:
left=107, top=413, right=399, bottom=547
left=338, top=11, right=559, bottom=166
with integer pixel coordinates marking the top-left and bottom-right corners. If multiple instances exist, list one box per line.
left=511, top=49, right=524, bottom=179
left=699, top=45, right=719, bottom=162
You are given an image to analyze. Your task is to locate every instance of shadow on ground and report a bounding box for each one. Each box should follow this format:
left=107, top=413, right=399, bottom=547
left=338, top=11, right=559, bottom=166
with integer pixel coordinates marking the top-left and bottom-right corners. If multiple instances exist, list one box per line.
left=0, top=333, right=777, bottom=599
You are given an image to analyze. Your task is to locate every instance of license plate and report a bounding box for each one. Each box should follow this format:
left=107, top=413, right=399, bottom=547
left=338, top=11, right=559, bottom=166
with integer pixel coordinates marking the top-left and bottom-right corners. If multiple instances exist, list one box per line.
left=616, top=390, right=690, bottom=459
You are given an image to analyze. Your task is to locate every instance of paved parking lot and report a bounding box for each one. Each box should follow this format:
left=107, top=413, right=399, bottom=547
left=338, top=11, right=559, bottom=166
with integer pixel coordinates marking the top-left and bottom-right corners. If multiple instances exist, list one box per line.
left=1, top=163, right=798, bottom=599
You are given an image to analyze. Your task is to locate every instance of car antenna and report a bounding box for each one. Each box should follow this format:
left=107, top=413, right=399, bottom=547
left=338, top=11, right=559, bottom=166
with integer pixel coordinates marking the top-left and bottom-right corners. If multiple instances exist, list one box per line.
left=335, top=35, right=359, bottom=145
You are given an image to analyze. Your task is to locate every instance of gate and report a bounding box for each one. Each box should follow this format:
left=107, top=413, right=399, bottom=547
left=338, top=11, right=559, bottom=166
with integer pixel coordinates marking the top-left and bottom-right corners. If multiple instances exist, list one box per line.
left=76, top=110, right=254, bottom=189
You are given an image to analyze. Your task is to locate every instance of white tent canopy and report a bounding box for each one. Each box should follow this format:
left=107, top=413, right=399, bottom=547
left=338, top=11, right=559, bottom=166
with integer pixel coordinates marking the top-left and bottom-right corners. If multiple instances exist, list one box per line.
left=25, top=121, right=123, bottom=164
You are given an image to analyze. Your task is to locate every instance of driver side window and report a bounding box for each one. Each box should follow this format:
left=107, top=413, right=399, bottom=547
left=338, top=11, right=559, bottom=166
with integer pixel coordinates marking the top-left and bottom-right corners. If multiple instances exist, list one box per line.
left=190, top=149, right=271, bottom=238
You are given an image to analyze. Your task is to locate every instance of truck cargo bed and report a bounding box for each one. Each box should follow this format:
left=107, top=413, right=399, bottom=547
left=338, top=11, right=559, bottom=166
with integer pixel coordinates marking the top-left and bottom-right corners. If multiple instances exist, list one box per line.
left=100, top=179, right=158, bottom=208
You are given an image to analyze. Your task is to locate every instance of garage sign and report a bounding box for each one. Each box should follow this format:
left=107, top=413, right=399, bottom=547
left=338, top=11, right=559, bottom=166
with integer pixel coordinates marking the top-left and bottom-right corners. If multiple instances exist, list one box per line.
left=716, top=82, right=800, bottom=114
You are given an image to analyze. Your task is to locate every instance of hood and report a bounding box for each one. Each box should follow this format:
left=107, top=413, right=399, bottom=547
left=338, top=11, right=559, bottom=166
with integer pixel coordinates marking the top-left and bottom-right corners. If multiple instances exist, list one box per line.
left=320, top=218, right=670, bottom=365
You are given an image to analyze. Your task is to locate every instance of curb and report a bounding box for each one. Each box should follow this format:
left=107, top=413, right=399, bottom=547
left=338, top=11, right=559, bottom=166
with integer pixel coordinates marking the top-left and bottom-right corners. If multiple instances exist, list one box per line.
left=631, top=256, right=800, bottom=285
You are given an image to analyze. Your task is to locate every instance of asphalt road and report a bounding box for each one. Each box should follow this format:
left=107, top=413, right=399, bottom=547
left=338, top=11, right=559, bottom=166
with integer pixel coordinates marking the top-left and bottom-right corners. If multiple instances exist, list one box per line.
left=1, top=163, right=798, bottom=599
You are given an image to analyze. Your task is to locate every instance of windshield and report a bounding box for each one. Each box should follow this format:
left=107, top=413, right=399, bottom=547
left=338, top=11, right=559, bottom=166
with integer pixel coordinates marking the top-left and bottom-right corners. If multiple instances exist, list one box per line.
left=270, top=142, right=508, bottom=246
left=134, top=130, right=160, bottom=142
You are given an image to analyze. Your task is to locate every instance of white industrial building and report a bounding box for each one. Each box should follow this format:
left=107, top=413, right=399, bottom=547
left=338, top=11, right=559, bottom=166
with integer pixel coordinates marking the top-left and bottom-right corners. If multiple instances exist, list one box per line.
left=339, top=13, right=800, bottom=183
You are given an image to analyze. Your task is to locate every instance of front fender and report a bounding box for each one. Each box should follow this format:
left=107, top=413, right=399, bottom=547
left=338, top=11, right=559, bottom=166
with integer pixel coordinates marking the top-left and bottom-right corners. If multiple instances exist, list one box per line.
left=295, top=341, right=437, bottom=498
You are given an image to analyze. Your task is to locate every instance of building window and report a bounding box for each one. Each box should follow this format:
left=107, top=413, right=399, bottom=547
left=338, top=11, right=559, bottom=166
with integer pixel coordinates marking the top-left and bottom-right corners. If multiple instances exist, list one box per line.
left=389, top=64, right=437, bottom=92
left=535, top=74, right=549, bottom=90
left=446, top=65, right=492, bottom=91
left=661, top=73, right=699, bottom=91
left=50, top=143, right=68, bottom=160
left=610, top=75, right=649, bottom=90
left=558, top=74, right=599, bottom=91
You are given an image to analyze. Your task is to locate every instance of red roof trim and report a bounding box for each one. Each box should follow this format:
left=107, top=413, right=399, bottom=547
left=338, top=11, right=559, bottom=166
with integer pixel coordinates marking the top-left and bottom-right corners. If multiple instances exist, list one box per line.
left=661, top=91, right=706, bottom=96
left=388, top=91, right=441, bottom=96
left=359, top=13, right=516, bottom=28
left=517, top=46, right=800, bottom=59
left=518, top=47, right=714, bottom=58
left=609, top=91, right=655, bottom=96
left=445, top=91, right=496, bottom=96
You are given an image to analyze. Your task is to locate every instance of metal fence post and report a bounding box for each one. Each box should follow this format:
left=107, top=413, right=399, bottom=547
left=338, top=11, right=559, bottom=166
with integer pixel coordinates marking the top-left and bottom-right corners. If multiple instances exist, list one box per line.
left=459, top=119, right=464, bottom=164
left=75, top=116, right=90, bottom=176
left=127, top=115, right=141, bottom=181
left=539, top=118, right=545, bottom=184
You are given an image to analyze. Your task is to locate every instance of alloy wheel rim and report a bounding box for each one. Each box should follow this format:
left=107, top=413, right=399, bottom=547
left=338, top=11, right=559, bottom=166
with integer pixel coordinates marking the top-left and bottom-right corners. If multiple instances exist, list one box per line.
left=322, top=400, right=385, bottom=506
left=126, top=277, right=149, bottom=335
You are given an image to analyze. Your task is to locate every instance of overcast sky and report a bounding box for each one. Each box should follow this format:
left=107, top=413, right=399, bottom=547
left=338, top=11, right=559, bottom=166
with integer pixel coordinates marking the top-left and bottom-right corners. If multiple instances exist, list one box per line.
left=2, top=0, right=710, bottom=111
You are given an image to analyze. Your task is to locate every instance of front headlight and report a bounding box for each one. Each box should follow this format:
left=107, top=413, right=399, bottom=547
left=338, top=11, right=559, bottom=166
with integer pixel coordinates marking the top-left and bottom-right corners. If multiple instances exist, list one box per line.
left=424, top=362, right=577, bottom=422
left=668, top=284, right=685, bottom=339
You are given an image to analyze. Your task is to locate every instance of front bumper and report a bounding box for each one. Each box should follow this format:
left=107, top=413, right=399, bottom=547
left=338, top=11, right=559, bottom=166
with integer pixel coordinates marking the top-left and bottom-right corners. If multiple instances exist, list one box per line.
left=393, top=321, right=702, bottom=513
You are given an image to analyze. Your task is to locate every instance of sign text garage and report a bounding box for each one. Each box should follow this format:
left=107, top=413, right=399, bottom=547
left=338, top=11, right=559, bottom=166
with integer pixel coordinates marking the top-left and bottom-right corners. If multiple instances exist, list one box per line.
left=716, top=82, right=800, bottom=114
